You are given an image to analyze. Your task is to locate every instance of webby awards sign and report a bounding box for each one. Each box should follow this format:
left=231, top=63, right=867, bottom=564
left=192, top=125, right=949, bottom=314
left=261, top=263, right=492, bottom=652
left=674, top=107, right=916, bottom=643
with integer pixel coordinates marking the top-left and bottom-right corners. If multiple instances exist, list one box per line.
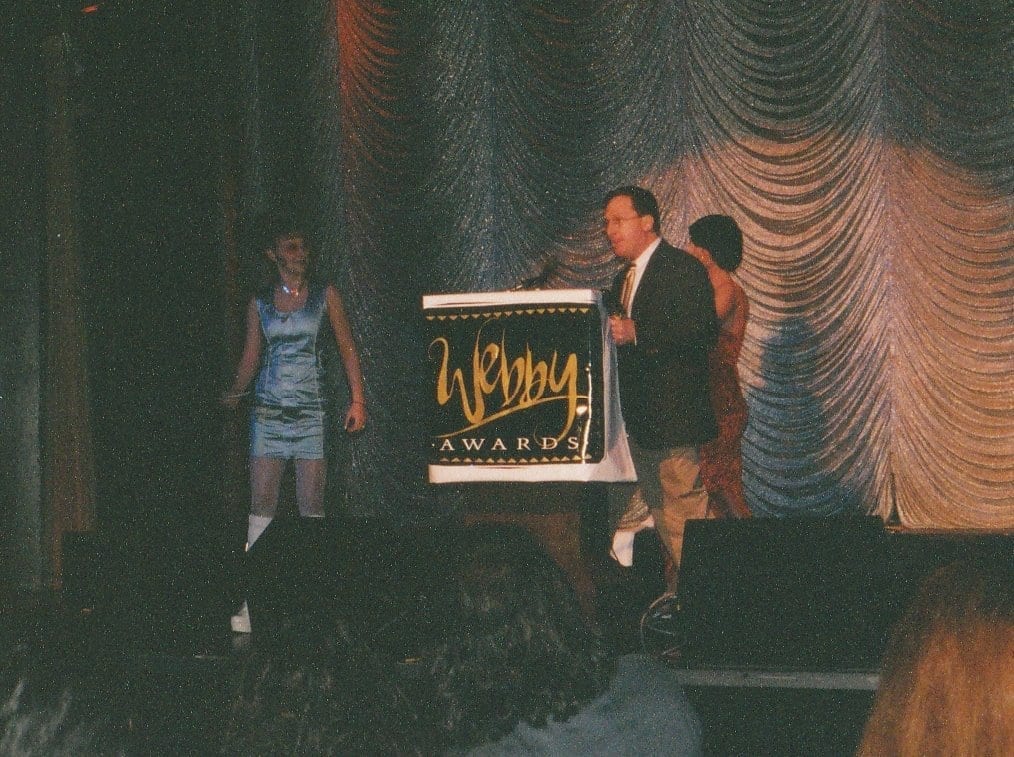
left=422, top=289, right=634, bottom=483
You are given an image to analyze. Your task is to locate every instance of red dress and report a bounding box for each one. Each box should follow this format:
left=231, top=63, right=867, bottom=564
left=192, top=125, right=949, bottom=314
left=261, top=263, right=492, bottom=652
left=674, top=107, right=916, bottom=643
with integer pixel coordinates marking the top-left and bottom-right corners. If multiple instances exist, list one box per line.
left=699, top=286, right=751, bottom=518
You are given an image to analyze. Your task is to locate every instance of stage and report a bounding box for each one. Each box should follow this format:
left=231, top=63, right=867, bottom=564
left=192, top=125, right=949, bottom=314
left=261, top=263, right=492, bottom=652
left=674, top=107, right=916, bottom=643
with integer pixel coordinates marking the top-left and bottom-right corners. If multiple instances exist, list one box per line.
left=6, top=510, right=1007, bottom=755
left=4, top=3, right=1010, bottom=753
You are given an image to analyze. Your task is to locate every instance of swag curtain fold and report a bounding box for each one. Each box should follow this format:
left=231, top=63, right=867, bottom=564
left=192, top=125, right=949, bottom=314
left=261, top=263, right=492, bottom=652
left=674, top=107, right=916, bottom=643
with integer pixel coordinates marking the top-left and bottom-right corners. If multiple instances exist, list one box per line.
left=238, top=0, right=1011, bottom=528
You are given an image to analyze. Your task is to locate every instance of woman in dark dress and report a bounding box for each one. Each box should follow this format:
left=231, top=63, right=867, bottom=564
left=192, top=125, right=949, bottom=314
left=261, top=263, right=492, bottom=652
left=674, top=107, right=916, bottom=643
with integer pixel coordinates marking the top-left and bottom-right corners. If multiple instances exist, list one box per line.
left=685, top=214, right=751, bottom=518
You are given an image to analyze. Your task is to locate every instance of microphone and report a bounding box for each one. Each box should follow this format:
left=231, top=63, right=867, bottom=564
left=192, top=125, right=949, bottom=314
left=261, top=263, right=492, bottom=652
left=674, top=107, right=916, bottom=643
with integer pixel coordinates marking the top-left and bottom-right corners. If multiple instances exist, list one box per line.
left=512, top=257, right=559, bottom=290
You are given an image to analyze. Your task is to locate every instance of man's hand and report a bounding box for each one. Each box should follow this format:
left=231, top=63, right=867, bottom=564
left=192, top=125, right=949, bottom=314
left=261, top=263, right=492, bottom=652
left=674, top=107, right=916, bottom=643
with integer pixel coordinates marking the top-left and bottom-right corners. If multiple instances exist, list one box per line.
left=609, top=315, right=637, bottom=346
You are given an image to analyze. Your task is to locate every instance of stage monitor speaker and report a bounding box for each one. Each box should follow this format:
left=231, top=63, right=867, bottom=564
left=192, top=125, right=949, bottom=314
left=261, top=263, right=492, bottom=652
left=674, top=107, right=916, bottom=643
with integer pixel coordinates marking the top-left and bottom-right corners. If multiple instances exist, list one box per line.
left=675, top=517, right=1011, bottom=674
left=677, top=516, right=894, bottom=672
left=244, top=517, right=455, bottom=649
left=61, top=522, right=237, bottom=648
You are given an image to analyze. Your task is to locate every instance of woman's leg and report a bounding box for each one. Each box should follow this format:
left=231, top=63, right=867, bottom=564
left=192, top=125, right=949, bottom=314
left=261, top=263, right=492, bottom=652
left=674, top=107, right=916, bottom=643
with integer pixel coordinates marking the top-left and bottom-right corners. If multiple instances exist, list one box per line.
left=294, top=457, right=327, bottom=518
left=249, top=455, right=285, bottom=541
left=233, top=456, right=285, bottom=633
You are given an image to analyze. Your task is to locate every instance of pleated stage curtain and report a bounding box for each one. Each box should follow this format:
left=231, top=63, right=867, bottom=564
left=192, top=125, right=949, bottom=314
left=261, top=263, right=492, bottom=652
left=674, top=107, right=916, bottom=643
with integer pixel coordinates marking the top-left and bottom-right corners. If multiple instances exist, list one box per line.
left=230, top=0, right=1012, bottom=529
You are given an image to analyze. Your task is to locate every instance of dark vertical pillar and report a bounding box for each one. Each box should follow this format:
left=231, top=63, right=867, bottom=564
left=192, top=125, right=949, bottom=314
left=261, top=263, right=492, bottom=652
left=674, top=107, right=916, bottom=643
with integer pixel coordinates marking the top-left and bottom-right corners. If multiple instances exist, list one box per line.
left=41, top=28, right=97, bottom=588
left=1, top=20, right=45, bottom=590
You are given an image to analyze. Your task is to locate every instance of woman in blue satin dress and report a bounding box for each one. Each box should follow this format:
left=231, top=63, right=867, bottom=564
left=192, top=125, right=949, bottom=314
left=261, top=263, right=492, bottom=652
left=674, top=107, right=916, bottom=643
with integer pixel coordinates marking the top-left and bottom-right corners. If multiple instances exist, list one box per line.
left=222, top=220, right=366, bottom=632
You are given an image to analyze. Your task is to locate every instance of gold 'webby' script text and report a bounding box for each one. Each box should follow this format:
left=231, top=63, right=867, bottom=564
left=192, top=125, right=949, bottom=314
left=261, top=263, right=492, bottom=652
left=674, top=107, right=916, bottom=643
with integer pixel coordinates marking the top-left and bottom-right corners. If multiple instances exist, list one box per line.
left=430, top=321, right=582, bottom=439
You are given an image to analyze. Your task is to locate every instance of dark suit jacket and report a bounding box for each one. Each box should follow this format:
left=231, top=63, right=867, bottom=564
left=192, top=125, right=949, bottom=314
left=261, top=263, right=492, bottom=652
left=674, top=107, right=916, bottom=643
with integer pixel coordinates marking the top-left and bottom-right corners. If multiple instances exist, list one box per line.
left=609, top=240, right=719, bottom=448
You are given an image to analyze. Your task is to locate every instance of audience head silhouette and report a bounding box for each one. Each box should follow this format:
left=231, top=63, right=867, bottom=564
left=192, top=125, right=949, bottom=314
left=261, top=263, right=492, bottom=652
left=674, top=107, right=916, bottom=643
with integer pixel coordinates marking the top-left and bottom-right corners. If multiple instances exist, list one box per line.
left=221, top=617, right=424, bottom=756
left=858, top=557, right=1013, bottom=757
left=418, top=524, right=614, bottom=750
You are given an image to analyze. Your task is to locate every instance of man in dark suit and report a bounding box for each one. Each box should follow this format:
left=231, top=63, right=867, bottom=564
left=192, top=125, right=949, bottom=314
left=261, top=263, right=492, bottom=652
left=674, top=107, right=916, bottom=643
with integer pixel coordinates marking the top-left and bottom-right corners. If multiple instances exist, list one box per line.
left=604, top=186, right=719, bottom=587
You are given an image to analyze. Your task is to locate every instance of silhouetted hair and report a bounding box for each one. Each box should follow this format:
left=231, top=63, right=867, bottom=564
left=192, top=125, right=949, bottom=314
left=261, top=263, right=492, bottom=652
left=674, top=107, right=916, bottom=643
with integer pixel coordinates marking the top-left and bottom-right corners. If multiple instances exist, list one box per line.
left=604, top=186, right=662, bottom=234
left=250, top=206, right=322, bottom=297
left=420, top=524, right=614, bottom=750
left=221, top=618, right=426, bottom=756
left=1, top=678, right=130, bottom=756
left=857, top=558, right=1014, bottom=757
left=256, top=206, right=311, bottom=252
left=689, top=214, right=743, bottom=271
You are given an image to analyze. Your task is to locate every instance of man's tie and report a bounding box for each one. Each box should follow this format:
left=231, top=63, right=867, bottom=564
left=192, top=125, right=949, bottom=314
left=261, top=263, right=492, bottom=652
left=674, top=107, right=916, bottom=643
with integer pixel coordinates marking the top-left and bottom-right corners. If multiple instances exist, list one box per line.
left=619, top=264, right=637, bottom=315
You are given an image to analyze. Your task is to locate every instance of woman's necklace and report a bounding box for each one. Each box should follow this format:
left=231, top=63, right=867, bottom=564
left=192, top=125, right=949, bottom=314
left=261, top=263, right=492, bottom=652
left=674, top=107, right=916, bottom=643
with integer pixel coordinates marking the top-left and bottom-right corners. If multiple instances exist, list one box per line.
left=280, top=281, right=303, bottom=297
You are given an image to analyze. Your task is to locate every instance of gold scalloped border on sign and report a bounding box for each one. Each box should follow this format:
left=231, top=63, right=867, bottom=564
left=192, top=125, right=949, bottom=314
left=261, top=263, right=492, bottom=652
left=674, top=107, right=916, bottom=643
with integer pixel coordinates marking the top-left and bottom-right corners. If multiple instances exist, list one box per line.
left=435, top=454, right=589, bottom=464
left=425, top=306, right=592, bottom=321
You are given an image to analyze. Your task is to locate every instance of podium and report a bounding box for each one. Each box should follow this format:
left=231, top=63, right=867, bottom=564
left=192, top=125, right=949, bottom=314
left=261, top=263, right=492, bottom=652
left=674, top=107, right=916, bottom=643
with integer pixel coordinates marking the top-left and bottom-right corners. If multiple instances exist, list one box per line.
left=422, top=289, right=635, bottom=483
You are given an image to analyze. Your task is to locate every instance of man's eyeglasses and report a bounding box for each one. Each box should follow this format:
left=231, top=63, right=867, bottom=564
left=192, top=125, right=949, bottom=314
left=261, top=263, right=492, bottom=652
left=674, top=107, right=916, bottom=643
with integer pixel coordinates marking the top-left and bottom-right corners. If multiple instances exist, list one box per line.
left=602, top=215, right=643, bottom=230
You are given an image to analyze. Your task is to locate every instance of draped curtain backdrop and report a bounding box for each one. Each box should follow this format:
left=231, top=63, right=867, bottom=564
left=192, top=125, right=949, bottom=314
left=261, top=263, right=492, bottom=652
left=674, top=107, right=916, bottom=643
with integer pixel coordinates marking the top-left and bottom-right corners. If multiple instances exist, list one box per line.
left=231, top=0, right=1012, bottom=529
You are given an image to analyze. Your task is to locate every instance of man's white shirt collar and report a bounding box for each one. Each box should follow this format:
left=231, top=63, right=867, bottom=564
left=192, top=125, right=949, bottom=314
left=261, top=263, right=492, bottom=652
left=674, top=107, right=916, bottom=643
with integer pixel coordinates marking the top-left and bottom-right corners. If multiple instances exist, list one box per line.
left=626, top=237, right=661, bottom=313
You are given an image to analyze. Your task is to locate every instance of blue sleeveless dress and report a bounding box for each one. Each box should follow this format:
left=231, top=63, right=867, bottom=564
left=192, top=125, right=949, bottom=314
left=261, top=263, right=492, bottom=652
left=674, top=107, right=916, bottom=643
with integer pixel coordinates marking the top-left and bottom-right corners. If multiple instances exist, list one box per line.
left=249, top=284, right=330, bottom=459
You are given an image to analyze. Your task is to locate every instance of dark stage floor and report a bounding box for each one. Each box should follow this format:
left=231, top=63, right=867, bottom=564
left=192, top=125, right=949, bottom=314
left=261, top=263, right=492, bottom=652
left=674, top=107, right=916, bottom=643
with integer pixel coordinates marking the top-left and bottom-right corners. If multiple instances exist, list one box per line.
left=4, top=600, right=876, bottom=757
left=9, top=515, right=1009, bottom=754
left=3, top=546, right=878, bottom=756
left=3, top=593, right=236, bottom=754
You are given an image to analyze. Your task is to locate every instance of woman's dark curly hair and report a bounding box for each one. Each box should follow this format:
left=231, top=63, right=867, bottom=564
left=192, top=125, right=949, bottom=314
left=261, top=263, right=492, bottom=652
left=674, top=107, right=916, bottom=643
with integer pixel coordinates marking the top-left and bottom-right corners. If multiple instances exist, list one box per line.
left=420, top=524, right=615, bottom=750
left=221, top=618, right=429, bottom=756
